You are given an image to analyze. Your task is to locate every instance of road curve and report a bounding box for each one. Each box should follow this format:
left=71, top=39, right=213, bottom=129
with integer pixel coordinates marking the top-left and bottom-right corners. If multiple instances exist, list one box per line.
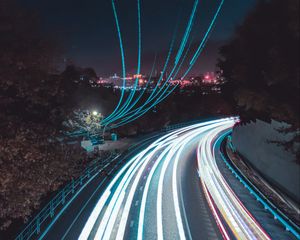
left=40, top=118, right=298, bottom=240
left=74, top=117, right=296, bottom=240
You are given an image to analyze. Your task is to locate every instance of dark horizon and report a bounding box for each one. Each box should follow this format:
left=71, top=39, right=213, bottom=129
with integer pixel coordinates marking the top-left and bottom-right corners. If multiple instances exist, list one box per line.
left=17, top=0, right=257, bottom=77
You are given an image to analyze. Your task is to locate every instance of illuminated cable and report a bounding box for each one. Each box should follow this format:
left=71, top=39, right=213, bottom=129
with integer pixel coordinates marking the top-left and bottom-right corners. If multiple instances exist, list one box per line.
left=102, top=0, right=127, bottom=123
left=108, top=2, right=199, bottom=128
left=182, top=0, right=225, bottom=79
left=105, top=0, right=224, bottom=130
left=102, top=0, right=143, bottom=125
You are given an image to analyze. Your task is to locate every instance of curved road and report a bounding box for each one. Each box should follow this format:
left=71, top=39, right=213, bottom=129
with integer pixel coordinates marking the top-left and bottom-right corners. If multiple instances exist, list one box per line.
left=41, top=118, right=297, bottom=240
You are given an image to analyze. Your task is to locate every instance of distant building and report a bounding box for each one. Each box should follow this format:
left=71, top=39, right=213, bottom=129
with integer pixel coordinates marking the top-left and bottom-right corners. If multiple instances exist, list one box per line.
left=202, top=72, right=218, bottom=85
left=97, top=73, right=147, bottom=89
left=97, top=71, right=223, bottom=94
left=200, top=72, right=222, bottom=94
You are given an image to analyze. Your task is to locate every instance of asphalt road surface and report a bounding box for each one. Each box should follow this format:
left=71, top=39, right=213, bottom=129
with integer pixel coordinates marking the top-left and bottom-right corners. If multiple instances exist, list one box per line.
left=39, top=118, right=298, bottom=240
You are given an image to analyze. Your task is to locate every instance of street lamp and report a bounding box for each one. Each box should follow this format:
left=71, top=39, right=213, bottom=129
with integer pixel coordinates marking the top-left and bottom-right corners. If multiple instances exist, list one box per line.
left=92, top=111, right=98, bottom=116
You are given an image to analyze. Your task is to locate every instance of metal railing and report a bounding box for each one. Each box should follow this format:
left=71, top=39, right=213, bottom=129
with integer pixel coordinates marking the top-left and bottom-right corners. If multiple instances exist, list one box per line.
left=15, top=153, right=119, bottom=240
left=15, top=117, right=229, bottom=240
left=222, top=135, right=300, bottom=239
left=15, top=119, right=199, bottom=240
left=162, top=116, right=231, bottom=132
left=163, top=120, right=199, bottom=132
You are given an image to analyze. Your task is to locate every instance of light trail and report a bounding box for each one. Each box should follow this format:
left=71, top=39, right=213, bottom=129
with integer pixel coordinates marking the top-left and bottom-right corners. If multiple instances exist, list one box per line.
left=78, top=125, right=187, bottom=239
left=137, top=145, right=172, bottom=240
left=79, top=119, right=227, bottom=239
left=107, top=29, right=194, bottom=129
left=197, top=124, right=272, bottom=240
left=175, top=0, right=199, bottom=65
left=33, top=117, right=300, bottom=240
left=102, top=0, right=142, bottom=126
left=108, top=27, right=178, bottom=126
left=106, top=0, right=225, bottom=130
left=126, top=0, right=225, bottom=117
left=182, top=0, right=225, bottom=79
left=102, top=0, right=199, bottom=128
left=120, top=0, right=198, bottom=118
left=102, top=0, right=127, bottom=124
left=109, top=54, right=157, bottom=126
left=149, top=0, right=226, bottom=104
left=99, top=0, right=227, bottom=132
left=77, top=118, right=293, bottom=240
left=172, top=38, right=193, bottom=80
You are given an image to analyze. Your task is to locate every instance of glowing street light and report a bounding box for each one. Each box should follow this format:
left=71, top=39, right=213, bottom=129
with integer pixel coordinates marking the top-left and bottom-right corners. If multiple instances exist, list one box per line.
left=92, top=111, right=98, bottom=116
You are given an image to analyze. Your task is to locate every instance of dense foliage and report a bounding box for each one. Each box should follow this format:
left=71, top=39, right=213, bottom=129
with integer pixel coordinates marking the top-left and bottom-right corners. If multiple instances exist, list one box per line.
left=219, top=0, right=299, bottom=123
left=218, top=0, right=299, bottom=159
left=0, top=1, right=89, bottom=230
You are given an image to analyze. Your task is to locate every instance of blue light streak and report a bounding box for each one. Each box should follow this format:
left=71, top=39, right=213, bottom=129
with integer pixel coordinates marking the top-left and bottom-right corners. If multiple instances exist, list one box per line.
left=175, top=0, right=198, bottom=65
left=109, top=2, right=199, bottom=128
left=182, top=0, right=225, bottom=79
left=102, top=0, right=225, bottom=131
left=102, top=0, right=127, bottom=124
left=102, top=0, right=142, bottom=126
left=105, top=26, right=178, bottom=128
left=113, top=54, right=157, bottom=117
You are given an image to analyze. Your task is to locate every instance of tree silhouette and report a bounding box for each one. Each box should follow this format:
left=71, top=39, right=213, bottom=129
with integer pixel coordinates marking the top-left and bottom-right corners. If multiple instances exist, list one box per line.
left=218, top=0, right=299, bottom=159
left=219, top=0, right=299, bottom=125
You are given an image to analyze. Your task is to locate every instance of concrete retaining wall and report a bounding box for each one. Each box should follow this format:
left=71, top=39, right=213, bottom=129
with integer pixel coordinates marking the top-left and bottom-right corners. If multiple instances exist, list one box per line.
left=232, top=119, right=300, bottom=202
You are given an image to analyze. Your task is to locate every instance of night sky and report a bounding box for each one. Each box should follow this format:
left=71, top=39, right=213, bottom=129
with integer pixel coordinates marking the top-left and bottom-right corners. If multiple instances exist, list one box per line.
left=18, top=0, right=257, bottom=77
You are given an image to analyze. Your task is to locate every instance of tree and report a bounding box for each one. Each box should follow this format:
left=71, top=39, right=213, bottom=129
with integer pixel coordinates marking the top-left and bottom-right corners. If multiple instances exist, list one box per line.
left=63, top=109, right=105, bottom=146
left=0, top=124, right=86, bottom=230
left=218, top=0, right=299, bottom=159
left=63, top=109, right=103, bottom=138
left=0, top=1, right=90, bottom=231
left=0, top=0, right=59, bottom=95
left=218, top=0, right=299, bottom=122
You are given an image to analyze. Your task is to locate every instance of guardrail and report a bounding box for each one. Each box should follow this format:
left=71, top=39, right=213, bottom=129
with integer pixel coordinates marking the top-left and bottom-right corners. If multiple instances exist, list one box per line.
left=16, top=120, right=198, bottom=240
left=15, top=117, right=230, bottom=240
left=15, top=153, right=119, bottom=240
left=162, top=116, right=232, bottom=132
left=163, top=120, right=199, bottom=132
left=221, top=133, right=300, bottom=239
left=163, top=118, right=211, bottom=132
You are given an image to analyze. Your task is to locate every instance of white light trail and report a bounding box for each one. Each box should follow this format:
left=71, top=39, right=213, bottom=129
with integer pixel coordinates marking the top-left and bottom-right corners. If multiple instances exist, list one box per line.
left=79, top=122, right=204, bottom=239
left=197, top=123, right=272, bottom=240
left=78, top=118, right=275, bottom=240
left=137, top=146, right=173, bottom=240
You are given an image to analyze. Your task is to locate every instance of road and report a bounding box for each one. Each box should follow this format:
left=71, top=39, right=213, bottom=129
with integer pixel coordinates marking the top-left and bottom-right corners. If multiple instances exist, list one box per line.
left=40, top=118, right=297, bottom=240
